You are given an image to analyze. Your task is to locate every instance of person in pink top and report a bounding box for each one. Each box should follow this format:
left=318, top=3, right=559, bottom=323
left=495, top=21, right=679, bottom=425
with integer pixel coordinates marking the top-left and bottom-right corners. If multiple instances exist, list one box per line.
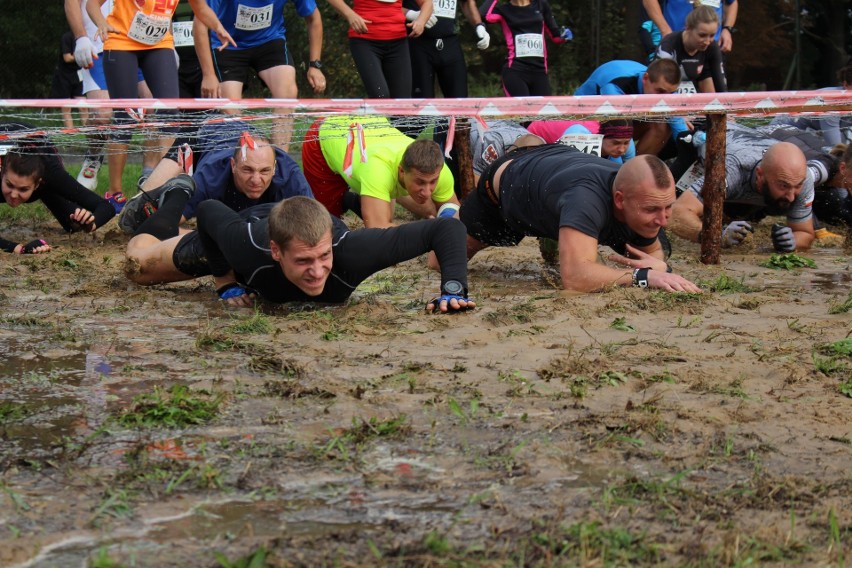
left=478, top=0, right=571, bottom=96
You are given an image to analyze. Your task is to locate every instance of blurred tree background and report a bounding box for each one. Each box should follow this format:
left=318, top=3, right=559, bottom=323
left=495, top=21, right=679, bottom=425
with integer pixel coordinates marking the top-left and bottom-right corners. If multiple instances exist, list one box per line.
left=1, top=0, right=849, bottom=99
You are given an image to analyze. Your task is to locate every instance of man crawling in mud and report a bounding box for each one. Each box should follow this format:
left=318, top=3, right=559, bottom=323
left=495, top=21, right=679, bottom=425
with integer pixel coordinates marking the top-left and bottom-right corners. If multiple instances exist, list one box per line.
left=124, top=176, right=475, bottom=313
left=459, top=144, right=701, bottom=293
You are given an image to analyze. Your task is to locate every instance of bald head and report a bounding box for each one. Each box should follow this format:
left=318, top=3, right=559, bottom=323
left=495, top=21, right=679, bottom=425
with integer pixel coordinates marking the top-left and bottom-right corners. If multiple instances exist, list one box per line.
left=756, top=142, right=808, bottom=211
left=612, top=155, right=676, bottom=239
left=614, top=154, right=674, bottom=197
left=761, top=141, right=806, bottom=175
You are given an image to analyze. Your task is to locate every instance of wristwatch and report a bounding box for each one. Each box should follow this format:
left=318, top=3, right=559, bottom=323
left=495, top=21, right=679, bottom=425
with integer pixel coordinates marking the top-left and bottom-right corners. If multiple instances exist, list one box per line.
left=722, top=25, right=735, bottom=33
left=308, top=60, right=323, bottom=70
left=632, top=268, right=650, bottom=289
left=441, top=280, right=466, bottom=297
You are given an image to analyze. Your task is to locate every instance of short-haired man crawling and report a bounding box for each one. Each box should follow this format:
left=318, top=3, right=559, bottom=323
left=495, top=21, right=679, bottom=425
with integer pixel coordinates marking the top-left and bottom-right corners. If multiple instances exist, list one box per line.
left=460, top=144, right=701, bottom=293
left=125, top=183, right=475, bottom=312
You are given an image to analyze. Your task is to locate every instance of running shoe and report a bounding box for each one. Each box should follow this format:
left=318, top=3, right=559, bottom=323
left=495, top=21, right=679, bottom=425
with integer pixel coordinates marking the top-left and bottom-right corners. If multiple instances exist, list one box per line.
left=105, top=191, right=127, bottom=214
left=76, top=154, right=103, bottom=191
left=118, top=174, right=195, bottom=234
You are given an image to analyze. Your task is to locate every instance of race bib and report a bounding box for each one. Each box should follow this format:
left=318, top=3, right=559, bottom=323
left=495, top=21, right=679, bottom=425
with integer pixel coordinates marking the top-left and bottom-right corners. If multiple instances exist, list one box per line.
left=677, top=80, right=697, bottom=94
left=235, top=3, right=274, bottom=31
left=558, top=133, right=603, bottom=157
left=172, top=20, right=194, bottom=47
left=127, top=11, right=171, bottom=45
left=515, top=33, right=544, bottom=58
left=433, top=0, right=457, bottom=19
left=676, top=161, right=704, bottom=194
left=700, top=0, right=721, bottom=8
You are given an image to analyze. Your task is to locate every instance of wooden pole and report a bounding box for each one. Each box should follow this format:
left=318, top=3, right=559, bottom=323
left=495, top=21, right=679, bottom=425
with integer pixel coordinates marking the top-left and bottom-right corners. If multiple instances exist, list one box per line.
left=699, top=113, right=727, bottom=264
left=454, top=118, right=475, bottom=200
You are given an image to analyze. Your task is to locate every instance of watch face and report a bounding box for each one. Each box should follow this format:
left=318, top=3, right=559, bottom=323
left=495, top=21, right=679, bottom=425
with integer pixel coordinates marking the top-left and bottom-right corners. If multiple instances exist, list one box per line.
left=442, top=280, right=464, bottom=296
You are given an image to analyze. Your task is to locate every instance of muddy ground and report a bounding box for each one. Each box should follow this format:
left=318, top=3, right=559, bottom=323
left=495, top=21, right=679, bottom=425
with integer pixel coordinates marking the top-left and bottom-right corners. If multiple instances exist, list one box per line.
left=0, top=215, right=849, bottom=568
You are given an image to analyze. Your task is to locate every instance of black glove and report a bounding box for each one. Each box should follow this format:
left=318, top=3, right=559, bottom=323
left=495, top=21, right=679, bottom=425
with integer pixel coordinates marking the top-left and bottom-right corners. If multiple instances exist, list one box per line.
left=21, top=239, right=49, bottom=254
left=771, top=223, right=796, bottom=252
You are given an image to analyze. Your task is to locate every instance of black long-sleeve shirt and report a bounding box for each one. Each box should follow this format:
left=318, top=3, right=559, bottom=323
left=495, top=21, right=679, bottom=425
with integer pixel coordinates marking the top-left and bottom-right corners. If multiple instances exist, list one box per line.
left=0, top=123, right=114, bottom=246
left=196, top=200, right=469, bottom=304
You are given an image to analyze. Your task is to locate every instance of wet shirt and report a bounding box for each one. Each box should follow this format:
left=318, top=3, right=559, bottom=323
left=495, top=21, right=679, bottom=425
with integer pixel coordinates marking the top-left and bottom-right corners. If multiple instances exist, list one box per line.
left=498, top=144, right=656, bottom=252
left=318, top=115, right=455, bottom=203
left=688, top=123, right=815, bottom=223
left=183, top=147, right=314, bottom=219
left=480, top=0, right=564, bottom=71
left=196, top=200, right=469, bottom=303
left=208, top=0, right=317, bottom=50
left=656, top=32, right=726, bottom=92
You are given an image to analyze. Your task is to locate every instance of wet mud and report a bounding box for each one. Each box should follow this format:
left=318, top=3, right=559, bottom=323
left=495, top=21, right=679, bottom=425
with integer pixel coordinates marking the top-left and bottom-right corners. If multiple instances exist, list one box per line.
left=0, top=218, right=850, bottom=567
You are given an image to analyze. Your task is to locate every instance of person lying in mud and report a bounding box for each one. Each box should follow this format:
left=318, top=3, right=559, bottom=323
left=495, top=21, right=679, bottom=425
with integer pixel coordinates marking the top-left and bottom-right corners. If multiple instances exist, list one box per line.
left=0, top=127, right=115, bottom=255
left=670, top=128, right=816, bottom=252
left=459, top=144, right=701, bottom=293
left=118, top=126, right=312, bottom=234
left=125, top=178, right=475, bottom=312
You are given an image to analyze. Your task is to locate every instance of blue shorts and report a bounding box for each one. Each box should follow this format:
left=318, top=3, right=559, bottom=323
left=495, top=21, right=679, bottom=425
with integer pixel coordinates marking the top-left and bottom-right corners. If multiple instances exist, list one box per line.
left=81, top=55, right=145, bottom=94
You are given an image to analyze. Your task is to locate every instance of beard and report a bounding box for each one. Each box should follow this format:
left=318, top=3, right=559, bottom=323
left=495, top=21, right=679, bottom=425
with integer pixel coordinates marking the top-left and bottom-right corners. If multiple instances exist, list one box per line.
left=759, top=180, right=793, bottom=215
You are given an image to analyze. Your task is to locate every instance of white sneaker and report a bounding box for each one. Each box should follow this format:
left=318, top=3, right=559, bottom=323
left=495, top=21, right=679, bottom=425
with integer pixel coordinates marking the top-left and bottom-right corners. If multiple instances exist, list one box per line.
left=76, top=155, right=103, bottom=191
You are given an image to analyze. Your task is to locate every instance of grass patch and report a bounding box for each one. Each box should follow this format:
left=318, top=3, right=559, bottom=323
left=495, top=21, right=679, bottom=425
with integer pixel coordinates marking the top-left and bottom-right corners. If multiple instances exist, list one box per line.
left=813, top=338, right=852, bottom=386
left=225, top=311, right=271, bottom=334
left=760, top=253, right=817, bottom=270
left=115, top=385, right=224, bottom=429
left=828, top=291, right=852, bottom=314
left=701, top=272, right=755, bottom=293
left=318, top=415, right=410, bottom=460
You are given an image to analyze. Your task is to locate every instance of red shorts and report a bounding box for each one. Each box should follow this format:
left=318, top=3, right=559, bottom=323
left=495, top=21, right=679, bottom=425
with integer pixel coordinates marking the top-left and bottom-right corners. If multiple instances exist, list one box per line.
left=301, top=119, right=349, bottom=217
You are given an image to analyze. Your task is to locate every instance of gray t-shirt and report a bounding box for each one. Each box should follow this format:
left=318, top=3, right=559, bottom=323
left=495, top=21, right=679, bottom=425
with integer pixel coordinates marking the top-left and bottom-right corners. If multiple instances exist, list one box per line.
left=689, top=123, right=814, bottom=223
left=470, top=121, right=530, bottom=176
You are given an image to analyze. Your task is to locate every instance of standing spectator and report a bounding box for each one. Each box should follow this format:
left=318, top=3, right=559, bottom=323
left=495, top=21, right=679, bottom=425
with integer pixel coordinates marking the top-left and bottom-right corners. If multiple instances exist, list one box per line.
left=655, top=5, right=727, bottom=93
left=50, top=30, right=85, bottom=130
left=642, top=0, right=737, bottom=54
left=478, top=0, right=572, bottom=97
left=403, top=0, right=490, bottom=98
left=326, top=0, right=434, bottom=98
left=194, top=0, right=326, bottom=150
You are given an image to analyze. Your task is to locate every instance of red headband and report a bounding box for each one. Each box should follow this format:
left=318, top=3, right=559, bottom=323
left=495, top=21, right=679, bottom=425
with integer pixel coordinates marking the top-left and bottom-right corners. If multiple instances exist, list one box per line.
left=600, top=124, right=633, bottom=139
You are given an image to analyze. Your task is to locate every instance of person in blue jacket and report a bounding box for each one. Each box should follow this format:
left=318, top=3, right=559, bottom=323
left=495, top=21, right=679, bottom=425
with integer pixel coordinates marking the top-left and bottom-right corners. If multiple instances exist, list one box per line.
left=118, top=120, right=313, bottom=234
left=574, top=58, right=687, bottom=157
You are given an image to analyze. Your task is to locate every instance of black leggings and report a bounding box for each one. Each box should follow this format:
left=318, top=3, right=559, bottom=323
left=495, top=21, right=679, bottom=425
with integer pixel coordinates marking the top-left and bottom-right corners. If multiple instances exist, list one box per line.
left=103, top=49, right=180, bottom=143
left=501, top=64, right=551, bottom=97
left=409, top=35, right=468, bottom=98
left=349, top=37, right=411, bottom=99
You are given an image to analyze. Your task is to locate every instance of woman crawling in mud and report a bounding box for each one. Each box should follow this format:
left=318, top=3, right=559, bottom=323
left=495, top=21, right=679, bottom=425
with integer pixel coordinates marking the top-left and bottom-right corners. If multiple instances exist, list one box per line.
left=0, top=124, right=115, bottom=254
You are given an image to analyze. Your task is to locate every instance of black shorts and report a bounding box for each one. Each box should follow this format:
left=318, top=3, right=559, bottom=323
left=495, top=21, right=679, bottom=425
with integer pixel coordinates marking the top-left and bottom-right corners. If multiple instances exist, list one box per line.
left=212, top=39, right=293, bottom=83
left=172, top=232, right=211, bottom=278
left=50, top=70, right=83, bottom=99
left=459, top=174, right=525, bottom=248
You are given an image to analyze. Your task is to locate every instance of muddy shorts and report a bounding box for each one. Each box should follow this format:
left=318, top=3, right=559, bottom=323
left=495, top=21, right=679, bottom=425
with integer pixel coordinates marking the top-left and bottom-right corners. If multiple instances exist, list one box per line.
left=459, top=152, right=527, bottom=247
left=172, top=232, right=211, bottom=278
left=459, top=171, right=525, bottom=248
